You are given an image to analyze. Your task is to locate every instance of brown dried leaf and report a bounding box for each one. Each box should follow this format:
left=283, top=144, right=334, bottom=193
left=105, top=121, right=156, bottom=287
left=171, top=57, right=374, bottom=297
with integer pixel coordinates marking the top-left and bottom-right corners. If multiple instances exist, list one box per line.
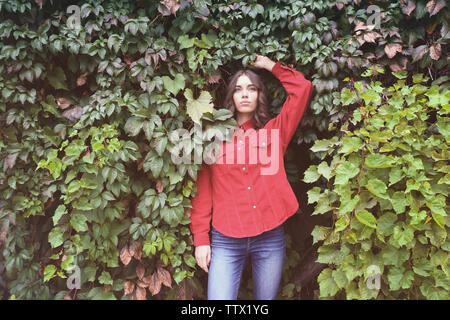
left=389, top=57, right=408, bottom=72
left=207, top=72, right=222, bottom=84
left=156, top=179, right=164, bottom=193
left=130, top=241, right=142, bottom=260
left=123, top=55, right=133, bottom=65
left=77, top=72, right=89, bottom=86
left=402, top=0, right=416, bottom=16
left=56, top=97, right=72, bottom=109
left=136, top=286, right=147, bottom=300
left=429, top=43, right=442, bottom=60
left=159, top=0, right=180, bottom=16
left=184, top=207, right=191, bottom=218
left=124, top=280, right=135, bottom=295
left=157, top=267, right=172, bottom=288
left=136, top=263, right=145, bottom=280
left=426, top=0, right=446, bottom=16
left=5, top=152, right=19, bottom=170
left=120, top=246, right=132, bottom=266
left=384, top=44, right=402, bottom=59
left=147, top=272, right=162, bottom=296
left=363, top=32, right=380, bottom=43
left=62, top=106, right=84, bottom=122
left=354, top=21, right=369, bottom=32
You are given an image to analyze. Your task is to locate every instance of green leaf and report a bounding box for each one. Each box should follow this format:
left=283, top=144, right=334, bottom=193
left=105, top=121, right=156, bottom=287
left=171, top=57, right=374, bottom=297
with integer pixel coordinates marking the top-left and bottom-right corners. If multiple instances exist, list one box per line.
left=392, top=71, right=408, bottom=79
left=177, top=34, right=195, bottom=50
left=318, top=268, right=339, bottom=297
left=70, top=213, right=89, bottom=232
left=355, top=210, right=377, bottom=229
left=335, top=218, right=349, bottom=232
left=377, top=212, right=397, bottom=236
left=303, top=165, right=320, bottom=183
left=338, top=137, right=363, bottom=155
left=185, top=89, right=214, bottom=123
left=365, top=154, right=395, bottom=168
left=53, top=204, right=67, bottom=226
left=307, top=186, right=322, bottom=204
left=365, top=178, right=388, bottom=199
left=390, top=191, right=407, bottom=214
left=98, top=271, right=113, bottom=285
left=387, top=267, right=414, bottom=290
left=124, top=117, right=144, bottom=136
left=47, top=66, right=68, bottom=90
left=334, top=161, right=359, bottom=185
left=162, top=73, right=185, bottom=96
left=341, top=88, right=356, bottom=105
left=44, top=265, right=57, bottom=282
left=48, top=227, right=64, bottom=248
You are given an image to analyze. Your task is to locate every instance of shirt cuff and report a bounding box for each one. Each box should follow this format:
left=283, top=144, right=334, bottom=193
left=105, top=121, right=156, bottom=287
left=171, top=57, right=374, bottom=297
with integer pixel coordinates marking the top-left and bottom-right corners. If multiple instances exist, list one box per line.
left=271, top=61, right=282, bottom=74
left=193, top=232, right=210, bottom=247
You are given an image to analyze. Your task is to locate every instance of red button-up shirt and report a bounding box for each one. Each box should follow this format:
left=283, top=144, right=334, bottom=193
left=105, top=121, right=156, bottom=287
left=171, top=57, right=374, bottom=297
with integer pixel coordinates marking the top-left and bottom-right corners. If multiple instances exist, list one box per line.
left=190, top=61, right=312, bottom=246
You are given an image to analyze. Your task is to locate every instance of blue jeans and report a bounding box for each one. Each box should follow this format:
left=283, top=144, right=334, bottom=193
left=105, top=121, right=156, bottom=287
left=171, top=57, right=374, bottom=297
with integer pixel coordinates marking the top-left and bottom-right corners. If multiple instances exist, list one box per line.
left=207, top=224, right=286, bottom=300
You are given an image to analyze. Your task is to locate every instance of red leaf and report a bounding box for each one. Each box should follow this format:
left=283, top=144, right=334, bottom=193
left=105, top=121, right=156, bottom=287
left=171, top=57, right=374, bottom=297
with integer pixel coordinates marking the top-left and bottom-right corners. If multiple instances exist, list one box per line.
left=384, top=44, right=402, bottom=59
left=429, top=43, right=442, bottom=60
left=56, top=97, right=72, bottom=109
left=427, top=0, right=446, bottom=16
left=147, top=272, right=162, bottom=296
left=136, top=286, right=147, bottom=300
left=136, top=263, right=145, bottom=280
left=62, top=106, right=84, bottom=122
left=159, top=0, right=181, bottom=16
left=124, top=280, right=135, bottom=295
left=130, top=241, right=142, bottom=260
left=5, top=153, right=19, bottom=170
left=156, top=179, right=164, bottom=193
left=77, top=72, right=89, bottom=86
left=157, top=267, right=172, bottom=288
left=120, top=246, right=132, bottom=266
left=402, top=0, right=416, bottom=16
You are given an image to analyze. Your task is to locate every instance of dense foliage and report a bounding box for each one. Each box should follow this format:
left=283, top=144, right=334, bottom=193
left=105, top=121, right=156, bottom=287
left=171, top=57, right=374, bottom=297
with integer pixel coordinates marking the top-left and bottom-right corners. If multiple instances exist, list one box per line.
left=0, top=0, right=448, bottom=299
left=305, top=68, right=449, bottom=299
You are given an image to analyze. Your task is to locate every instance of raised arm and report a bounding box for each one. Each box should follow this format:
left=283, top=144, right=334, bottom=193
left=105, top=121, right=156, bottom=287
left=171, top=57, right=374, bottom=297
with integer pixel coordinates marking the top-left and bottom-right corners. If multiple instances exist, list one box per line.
left=266, top=60, right=313, bottom=154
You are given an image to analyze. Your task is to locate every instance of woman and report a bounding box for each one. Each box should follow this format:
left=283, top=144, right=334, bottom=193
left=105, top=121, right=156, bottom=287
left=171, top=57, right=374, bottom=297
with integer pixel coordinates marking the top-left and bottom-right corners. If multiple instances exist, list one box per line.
left=190, top=54, right=312, bottom=300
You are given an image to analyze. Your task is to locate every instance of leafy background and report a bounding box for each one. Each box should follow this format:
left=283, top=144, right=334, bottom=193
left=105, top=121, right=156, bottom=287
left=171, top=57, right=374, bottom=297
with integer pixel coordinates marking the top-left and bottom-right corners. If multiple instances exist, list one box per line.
left=0, top=0, right=448, bottom=299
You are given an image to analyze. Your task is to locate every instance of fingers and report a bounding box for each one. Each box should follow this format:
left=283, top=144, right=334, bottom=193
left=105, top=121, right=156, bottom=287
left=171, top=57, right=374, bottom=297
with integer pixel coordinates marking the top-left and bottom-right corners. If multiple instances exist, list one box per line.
left=195, top=246, right=211, bottom=273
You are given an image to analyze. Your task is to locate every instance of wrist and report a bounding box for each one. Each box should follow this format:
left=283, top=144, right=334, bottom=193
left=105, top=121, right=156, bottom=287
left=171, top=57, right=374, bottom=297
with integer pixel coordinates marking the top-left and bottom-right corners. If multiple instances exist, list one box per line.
left=266, top=61, right=276, bottom=72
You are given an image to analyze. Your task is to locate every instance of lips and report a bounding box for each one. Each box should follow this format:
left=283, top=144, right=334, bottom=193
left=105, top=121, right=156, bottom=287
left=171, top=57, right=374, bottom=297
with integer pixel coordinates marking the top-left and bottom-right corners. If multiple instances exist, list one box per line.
left=240, top=101, right=251, bottom=105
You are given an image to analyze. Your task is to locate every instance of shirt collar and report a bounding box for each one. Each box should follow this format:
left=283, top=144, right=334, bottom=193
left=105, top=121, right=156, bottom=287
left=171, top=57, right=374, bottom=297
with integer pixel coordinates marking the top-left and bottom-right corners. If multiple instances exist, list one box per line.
left=238, top=118, right=254, bottom=131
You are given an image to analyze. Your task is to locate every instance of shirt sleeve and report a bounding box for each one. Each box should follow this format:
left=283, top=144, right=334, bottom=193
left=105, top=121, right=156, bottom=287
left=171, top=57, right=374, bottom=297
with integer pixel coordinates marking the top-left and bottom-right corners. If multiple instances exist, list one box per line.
left=265, top=61, right=313, bottom=154
left=189, top=162, right=213, bottom=246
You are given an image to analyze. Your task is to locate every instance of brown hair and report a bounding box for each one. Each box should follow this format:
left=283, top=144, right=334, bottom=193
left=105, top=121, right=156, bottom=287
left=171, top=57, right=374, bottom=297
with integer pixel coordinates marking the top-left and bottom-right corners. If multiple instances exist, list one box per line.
left=223, top=69, right=272, bottom=129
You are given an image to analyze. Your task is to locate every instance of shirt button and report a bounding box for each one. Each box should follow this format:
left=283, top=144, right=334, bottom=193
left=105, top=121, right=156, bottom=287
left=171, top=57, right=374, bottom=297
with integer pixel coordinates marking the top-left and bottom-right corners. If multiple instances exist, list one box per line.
left=248, top=186, right=251, bottom=190
left=242, top=167, right=246, bottom=171
left=237, top=147, right=241, bottom=151
left=253, top=205, right=256, bottom=209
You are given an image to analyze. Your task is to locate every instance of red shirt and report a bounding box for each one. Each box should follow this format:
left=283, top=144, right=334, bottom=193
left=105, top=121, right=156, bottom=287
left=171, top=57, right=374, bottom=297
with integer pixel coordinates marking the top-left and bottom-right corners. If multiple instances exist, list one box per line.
left=190, top=61, right=312, bottom=246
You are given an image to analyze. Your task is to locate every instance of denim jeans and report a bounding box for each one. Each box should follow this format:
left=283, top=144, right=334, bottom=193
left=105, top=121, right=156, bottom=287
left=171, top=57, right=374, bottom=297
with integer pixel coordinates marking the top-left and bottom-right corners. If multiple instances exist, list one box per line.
left=207, top=224, right=286, bottom=300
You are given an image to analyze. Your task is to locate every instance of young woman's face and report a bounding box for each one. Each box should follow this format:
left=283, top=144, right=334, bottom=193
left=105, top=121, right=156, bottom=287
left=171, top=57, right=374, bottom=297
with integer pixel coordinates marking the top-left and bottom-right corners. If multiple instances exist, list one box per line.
left=233, top=74, right=258, bottom=116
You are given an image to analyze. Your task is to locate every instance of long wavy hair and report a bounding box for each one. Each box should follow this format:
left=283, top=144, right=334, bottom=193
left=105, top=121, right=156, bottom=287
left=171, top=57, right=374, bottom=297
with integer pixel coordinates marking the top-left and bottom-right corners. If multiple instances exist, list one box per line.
left=223, top=69, right=272, bottom=130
